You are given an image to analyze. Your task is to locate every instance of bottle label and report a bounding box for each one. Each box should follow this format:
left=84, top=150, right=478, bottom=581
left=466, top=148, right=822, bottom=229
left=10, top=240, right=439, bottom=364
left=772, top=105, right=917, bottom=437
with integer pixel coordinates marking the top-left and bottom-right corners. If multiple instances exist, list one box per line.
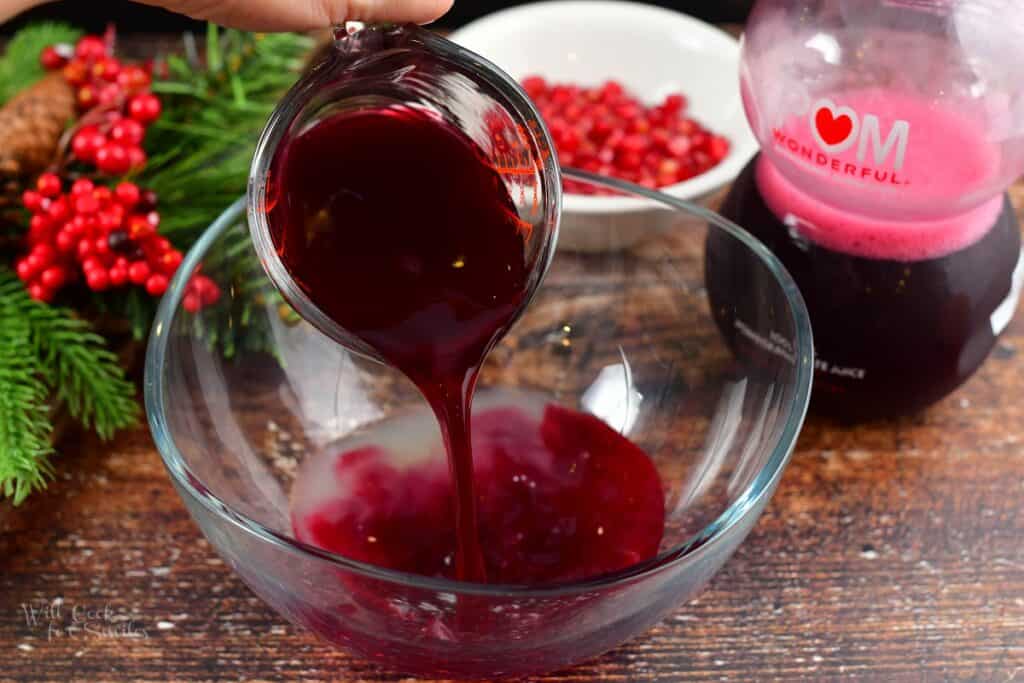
left=770, top=96, right=912, bottom=188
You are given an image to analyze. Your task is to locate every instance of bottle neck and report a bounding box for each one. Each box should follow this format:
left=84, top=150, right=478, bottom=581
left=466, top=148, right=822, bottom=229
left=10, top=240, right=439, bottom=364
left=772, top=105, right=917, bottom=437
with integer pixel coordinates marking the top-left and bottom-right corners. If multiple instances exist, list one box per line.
left=755, top=155, right=1005, bottom=262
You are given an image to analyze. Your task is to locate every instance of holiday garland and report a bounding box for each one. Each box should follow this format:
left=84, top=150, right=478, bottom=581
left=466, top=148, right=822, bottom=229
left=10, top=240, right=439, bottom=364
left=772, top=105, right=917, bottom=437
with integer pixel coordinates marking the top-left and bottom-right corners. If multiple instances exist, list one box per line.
left=0, top=23, right=313, bottom=504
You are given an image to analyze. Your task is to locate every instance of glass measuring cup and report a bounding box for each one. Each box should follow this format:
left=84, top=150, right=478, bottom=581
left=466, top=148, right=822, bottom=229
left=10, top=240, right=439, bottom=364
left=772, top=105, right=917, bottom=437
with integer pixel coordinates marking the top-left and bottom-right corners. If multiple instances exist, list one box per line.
left=246, top=22, right=561, bottom=362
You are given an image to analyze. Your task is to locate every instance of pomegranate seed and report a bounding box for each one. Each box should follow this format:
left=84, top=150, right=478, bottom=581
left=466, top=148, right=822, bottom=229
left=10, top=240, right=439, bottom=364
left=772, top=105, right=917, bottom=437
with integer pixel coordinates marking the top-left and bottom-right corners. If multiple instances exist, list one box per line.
left=664, top=94, right=687, bottom=113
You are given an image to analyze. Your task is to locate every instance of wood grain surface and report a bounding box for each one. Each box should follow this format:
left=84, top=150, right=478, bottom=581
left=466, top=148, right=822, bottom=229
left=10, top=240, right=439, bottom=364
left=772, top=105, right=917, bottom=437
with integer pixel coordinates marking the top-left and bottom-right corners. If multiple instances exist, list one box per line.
left=2, top=33, right=1024, bottom=683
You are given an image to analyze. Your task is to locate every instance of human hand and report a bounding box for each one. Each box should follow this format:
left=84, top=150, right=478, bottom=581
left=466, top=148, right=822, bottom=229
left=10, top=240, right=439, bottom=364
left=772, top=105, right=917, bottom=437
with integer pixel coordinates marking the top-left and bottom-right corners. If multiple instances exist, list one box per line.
left=135, top=0, right=454, bottom=31
left=1, top=0, right=454, bottom=32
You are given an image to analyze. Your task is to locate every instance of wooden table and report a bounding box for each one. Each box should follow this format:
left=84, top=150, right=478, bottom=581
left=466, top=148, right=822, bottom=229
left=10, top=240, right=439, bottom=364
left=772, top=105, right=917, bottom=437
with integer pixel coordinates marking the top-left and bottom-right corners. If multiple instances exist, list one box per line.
left=2, top=35, right=1024, bottom=683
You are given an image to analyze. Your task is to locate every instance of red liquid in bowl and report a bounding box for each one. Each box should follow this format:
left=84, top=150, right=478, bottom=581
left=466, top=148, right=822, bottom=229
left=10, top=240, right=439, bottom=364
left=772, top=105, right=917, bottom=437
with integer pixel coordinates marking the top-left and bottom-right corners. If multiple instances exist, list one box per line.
left=267, top=107, right=665, bottom=584
left=291, top=390, right=665, bottom=585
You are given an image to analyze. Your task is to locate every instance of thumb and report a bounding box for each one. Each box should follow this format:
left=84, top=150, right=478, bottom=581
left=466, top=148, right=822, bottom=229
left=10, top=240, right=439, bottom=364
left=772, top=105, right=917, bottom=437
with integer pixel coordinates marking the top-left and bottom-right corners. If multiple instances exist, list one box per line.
left=136, top=0, right=454, bottom=32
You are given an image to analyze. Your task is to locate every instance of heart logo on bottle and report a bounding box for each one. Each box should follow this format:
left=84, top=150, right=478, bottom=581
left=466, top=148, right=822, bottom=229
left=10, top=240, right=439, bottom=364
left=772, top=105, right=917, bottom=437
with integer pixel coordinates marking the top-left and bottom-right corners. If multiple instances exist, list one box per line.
left=810, top=99, right=859, bottom=153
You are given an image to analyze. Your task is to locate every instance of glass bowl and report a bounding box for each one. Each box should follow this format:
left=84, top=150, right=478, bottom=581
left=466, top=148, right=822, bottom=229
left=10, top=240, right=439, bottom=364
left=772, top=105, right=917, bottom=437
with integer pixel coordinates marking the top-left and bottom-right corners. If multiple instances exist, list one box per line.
left=144, top=169, right=813, bottom=680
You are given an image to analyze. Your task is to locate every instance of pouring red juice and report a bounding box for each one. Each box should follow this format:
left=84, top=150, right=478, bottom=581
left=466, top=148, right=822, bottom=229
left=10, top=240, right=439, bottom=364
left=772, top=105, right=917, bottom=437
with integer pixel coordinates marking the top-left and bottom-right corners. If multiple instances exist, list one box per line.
left=266, top=105, right=664, bottom=584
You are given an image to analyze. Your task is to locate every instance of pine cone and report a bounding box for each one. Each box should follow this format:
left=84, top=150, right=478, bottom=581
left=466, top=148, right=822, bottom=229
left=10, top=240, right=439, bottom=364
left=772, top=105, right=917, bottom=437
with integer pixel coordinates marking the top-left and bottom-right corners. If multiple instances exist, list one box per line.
left=0, top=74, right=75, bottom=207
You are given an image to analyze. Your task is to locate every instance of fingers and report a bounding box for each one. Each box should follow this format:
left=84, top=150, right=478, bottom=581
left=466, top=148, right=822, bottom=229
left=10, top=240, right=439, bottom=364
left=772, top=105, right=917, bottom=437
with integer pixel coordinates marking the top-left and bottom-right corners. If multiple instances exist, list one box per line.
left=136, top=0, right=454, bottom=32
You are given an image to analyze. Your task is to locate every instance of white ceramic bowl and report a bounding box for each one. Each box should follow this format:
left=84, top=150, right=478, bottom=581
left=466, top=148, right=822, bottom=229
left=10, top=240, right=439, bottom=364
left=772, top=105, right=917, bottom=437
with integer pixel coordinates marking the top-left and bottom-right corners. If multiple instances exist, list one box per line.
left=449, top=0, right=758, bottom=251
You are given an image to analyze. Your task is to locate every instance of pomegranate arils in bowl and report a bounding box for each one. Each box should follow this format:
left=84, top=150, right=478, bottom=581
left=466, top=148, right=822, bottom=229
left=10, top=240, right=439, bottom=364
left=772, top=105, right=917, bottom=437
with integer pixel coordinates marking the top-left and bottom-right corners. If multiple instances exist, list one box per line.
left=523, top=76, right=730, bottom=195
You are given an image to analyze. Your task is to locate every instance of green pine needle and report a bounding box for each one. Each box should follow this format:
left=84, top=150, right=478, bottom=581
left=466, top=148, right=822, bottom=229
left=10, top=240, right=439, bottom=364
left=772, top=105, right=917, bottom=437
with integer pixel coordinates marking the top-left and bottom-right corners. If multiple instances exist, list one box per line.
left=0, top=22, right=82, bottom=104
left=0, top=270, right=139, bottom=503
left=0, top=314, right=55, bottom=506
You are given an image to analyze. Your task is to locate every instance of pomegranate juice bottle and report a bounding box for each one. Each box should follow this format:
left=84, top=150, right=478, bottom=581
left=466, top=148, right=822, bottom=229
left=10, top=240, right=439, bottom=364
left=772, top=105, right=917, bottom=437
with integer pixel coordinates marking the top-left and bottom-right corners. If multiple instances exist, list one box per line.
left=707, top=0, right=1024, bottom=420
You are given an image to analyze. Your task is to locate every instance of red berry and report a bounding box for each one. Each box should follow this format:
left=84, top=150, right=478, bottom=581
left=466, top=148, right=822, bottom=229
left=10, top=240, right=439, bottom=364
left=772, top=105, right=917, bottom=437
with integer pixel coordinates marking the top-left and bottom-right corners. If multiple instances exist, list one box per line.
left=85, top=268, right=109, bottom=291
left=110, top=119, right=144, bottom=146
left=128, top=215, right=154, bottom=239
left=128, top=94, right=161, bottom=125
left=55, top=228, right=76, bottom=253
left=183, top=293, right=201, bottom=313
left=72, top=127, right=106, bottom=162
left=22, top=190, right=43, bottom=212
left=95, top=144, right=130, bottom=175
left=28, top=283, right=53, bottom=302
left=71, top=179, right=95, bottom=196
left=128, top=261, right=150, bottom=284
left=36, top=173, right=62, bottom=197
left=116, top=65, right=151, bottom=94
left=40, top=266, right=65, bottom=290
left=127, top=146, right=147, bottom=171
left=31, top=243, right=55, bottom=267
left=161, top=250, right=183, bottom=274
left=93, top=186, right=113, bottom=205
left=74, top=194, right=100, bottom=215
left=109, top=265, right=128, bottom=286
left=29, top=215, right=51, bottom=236
left=114, top=182, right=140, bottom=207
left=16, top=259, right=33, bottom=281
left=46, top=197, right=69, bottom=223
left=98, top=210, right=121, bottom=232
left=92, top=56, right=121, bottom=81
left=81, top=257, right=103, bottom=273
left=62, top=59, right=89, bottom=86
left=76, top=239, right=93, bottom=260
left=97, top=83, right=123, bottom=108
left=94, top=237, right=111, bottom=255
left=194, top=276, right=221, bottom=305
left=75, top=36, right=107, bottom=61
left=40, top=45, right=68, bottom=71
left=145, top=273, right=168, bottom=296
left=153, top=237, right=171, bottom=253
left=76, top=85, right=98, bottom=110
left=71, top=213, right=95, bottom=236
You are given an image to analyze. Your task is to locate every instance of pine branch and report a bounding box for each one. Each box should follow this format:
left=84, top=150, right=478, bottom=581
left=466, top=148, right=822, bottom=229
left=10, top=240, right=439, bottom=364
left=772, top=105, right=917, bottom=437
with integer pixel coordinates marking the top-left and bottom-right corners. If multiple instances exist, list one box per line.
left=0, top=269, right=138, bottom=442
left=0, top=23, right=82, bottom=105
left=98, top=26, right=313, bottom=357
left=0, top=312, right=54, bottom=505
left=140, top=26, right=313, bottom=246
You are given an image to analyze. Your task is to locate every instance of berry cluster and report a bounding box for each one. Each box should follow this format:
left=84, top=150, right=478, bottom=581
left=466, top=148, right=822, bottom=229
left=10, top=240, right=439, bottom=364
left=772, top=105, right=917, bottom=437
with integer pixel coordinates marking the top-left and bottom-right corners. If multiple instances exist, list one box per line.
left=521, top=77, right=730, bottom=193
left=16, top=173, right=218, bottom=308
left=41, top=33, right=161, bottom=176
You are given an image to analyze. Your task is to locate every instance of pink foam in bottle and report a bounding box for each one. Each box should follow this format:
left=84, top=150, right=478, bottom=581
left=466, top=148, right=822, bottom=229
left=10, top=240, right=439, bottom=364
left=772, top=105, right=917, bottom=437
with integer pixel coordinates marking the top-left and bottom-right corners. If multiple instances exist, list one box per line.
left=755, top=88, right=1005, bottom=261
